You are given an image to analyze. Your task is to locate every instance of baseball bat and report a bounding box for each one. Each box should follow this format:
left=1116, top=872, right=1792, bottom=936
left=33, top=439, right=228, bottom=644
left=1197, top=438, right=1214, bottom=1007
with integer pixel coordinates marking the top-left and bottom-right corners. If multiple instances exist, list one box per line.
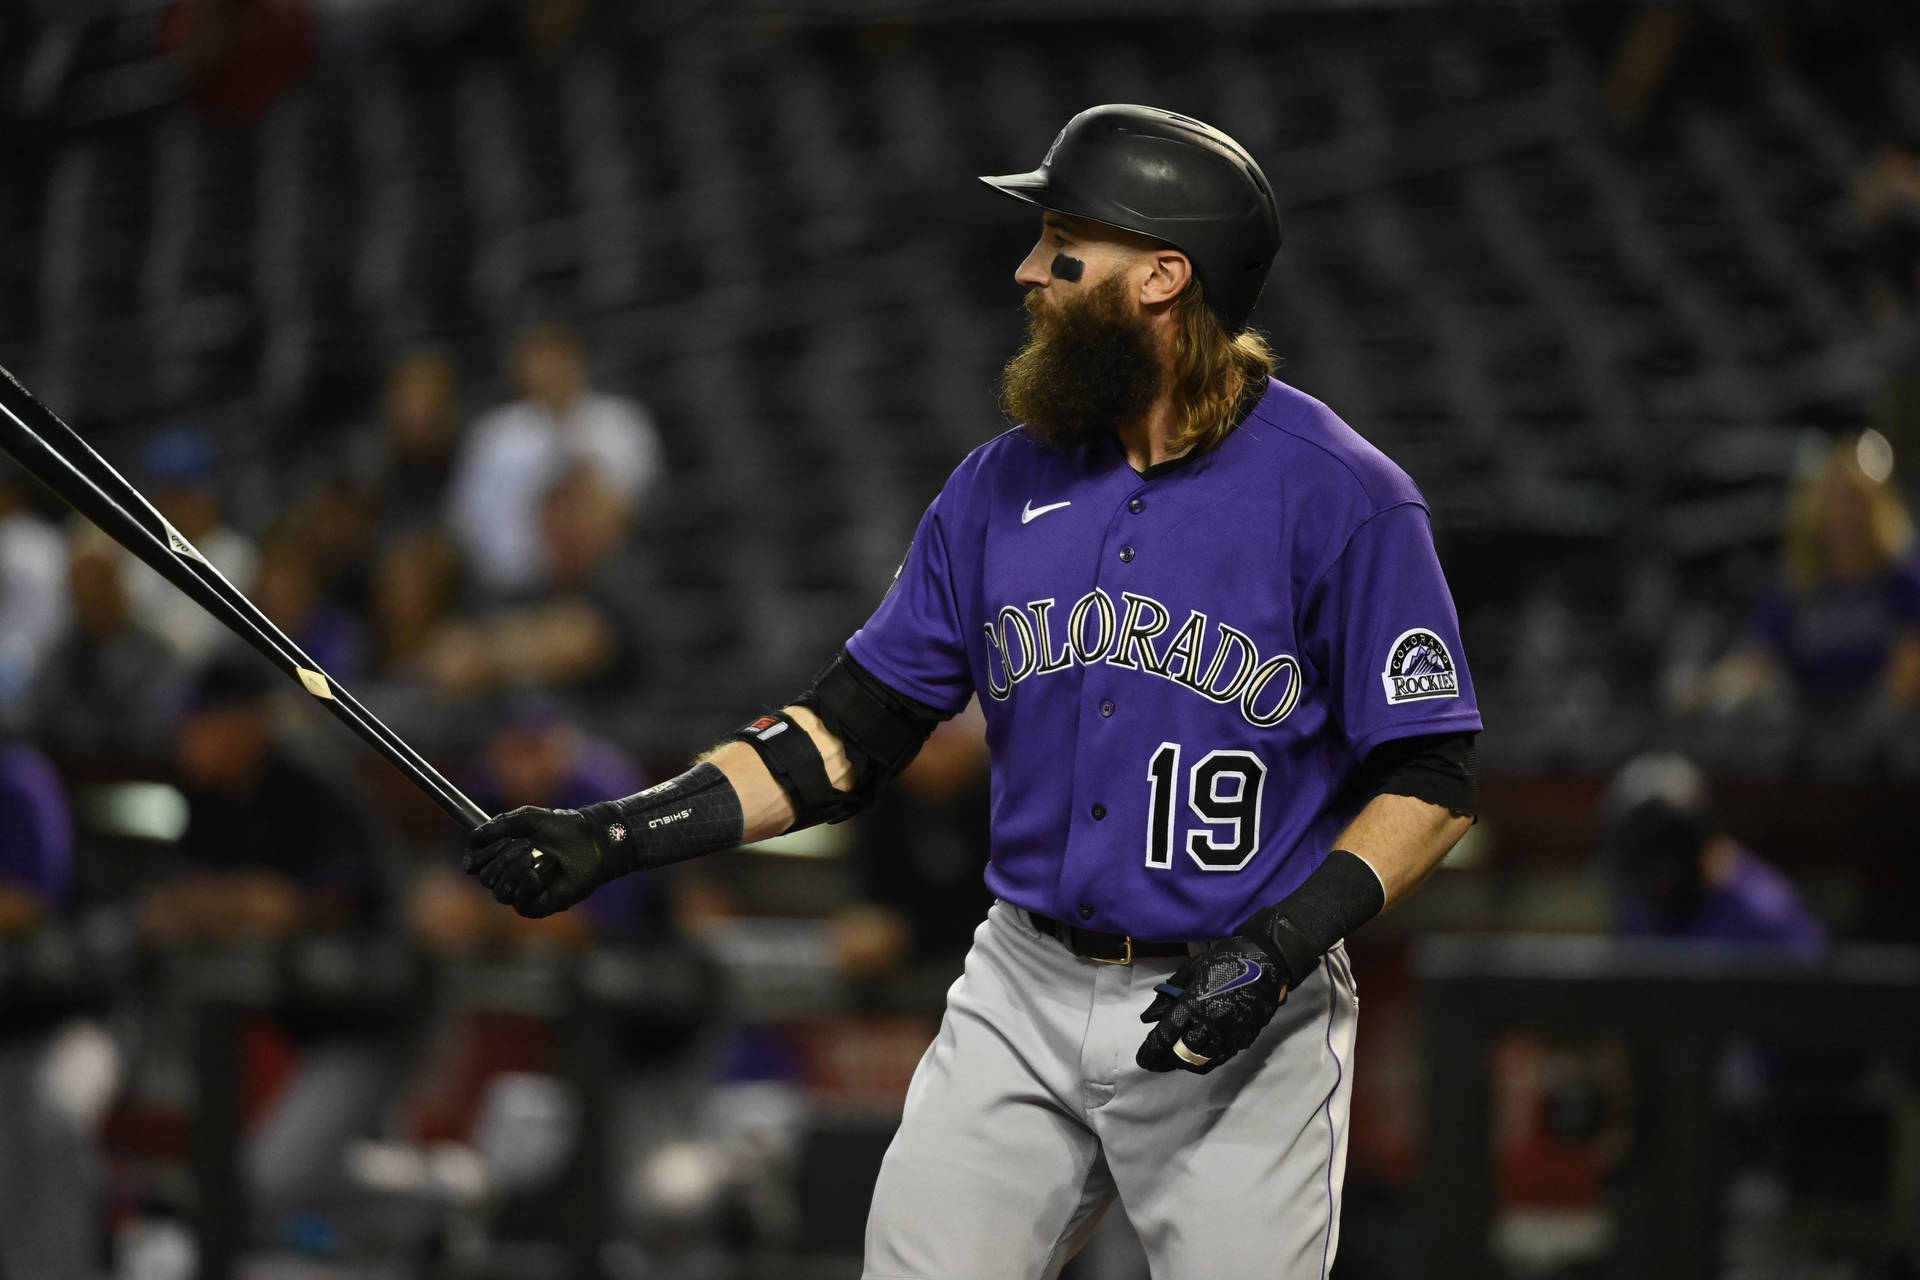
left=0, top=362, right=489, bottom=830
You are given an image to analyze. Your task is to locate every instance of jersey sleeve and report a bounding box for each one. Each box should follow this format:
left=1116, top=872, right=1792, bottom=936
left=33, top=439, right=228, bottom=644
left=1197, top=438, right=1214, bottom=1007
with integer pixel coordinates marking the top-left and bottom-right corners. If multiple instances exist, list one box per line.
left=1302, top=502, right=1482, bottom=758
left=844, top=490, right=975, bottom=715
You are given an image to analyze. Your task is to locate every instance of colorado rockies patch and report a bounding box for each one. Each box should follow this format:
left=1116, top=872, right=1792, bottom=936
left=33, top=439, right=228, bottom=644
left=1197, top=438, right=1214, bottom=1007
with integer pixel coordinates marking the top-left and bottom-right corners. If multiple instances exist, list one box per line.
left=1381, top=628, right=1459, bottom=704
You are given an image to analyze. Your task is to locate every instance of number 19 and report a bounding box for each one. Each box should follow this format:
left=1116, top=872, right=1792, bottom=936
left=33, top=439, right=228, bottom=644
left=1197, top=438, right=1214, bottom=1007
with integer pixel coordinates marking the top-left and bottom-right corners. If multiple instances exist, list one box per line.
left=1145, top=742, right=1268, bottom=872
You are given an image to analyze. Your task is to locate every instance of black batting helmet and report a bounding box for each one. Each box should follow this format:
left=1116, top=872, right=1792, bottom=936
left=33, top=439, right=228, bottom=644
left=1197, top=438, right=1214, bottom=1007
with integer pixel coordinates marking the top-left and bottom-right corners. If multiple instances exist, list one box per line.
left=980, top=104, right=1282, bottom=333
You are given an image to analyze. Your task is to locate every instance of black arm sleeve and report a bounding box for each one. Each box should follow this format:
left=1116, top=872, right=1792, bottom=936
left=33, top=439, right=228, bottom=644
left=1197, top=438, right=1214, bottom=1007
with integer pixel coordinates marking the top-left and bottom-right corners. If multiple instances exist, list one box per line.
left=1237, top=849, right=1386, bottom=990
left=1357, top=731, right=1478, bottom=817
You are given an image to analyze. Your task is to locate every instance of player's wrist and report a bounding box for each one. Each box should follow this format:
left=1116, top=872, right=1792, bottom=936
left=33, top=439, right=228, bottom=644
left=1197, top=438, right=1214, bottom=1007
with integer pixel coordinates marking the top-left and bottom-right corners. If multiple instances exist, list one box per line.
left=1236, top=849, right=1386, bottom=989
left=582, top=761, right=747, bottom=876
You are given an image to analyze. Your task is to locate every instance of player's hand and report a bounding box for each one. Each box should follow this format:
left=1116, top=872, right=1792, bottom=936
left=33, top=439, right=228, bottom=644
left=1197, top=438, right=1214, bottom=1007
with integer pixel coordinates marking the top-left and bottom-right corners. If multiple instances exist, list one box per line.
left=1135, top=938, right=1287, bottom=1075
left=464, top=806, right=615, bottom=919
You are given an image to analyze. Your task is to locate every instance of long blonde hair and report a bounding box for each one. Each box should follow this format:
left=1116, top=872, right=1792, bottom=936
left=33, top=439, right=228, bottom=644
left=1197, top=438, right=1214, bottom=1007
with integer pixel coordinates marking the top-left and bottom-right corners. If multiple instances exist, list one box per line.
left=1785, top=431, right=1914, bottom=589
left=1165, top=277, right=1278, bottom=455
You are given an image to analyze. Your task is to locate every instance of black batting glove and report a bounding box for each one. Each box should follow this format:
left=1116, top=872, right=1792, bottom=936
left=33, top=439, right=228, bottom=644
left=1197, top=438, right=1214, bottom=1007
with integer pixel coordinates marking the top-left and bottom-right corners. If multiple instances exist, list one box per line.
left=465, top=803, right=629, bottom=919
left=1135, top=937, right=1289, bottom=1075
left=465, top=763, right=747, bottom=919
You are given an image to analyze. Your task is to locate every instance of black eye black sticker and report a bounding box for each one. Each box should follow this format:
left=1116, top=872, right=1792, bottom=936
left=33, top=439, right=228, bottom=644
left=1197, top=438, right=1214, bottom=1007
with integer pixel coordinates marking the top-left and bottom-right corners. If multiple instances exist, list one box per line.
left=1050, top=252, right=1085, bottom=282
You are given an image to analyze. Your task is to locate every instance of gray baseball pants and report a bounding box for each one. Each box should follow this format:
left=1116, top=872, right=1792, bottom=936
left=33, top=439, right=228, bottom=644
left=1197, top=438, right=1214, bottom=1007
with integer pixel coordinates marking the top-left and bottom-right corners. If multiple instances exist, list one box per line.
left=864, top=900, right=1359, bottom=1279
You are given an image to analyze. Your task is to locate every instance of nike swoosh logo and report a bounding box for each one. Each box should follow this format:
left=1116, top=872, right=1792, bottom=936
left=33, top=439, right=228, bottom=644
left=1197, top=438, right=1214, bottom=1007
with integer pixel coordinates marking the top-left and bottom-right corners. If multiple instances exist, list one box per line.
left=1021, top=500, right=1072, bottom=525
left=1193, top=958, right=1263, bottom=1000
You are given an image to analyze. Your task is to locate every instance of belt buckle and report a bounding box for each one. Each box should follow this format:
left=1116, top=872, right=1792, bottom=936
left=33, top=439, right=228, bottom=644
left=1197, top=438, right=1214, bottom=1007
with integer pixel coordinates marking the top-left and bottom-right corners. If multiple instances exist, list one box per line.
left=1091, top=936, right=1135, bottom=965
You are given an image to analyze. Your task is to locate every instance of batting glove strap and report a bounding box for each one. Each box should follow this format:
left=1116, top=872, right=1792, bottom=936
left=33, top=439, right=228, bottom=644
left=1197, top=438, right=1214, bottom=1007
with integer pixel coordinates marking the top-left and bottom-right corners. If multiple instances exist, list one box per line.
left=583, top=761, right=747, bottom=876
left=1236, top=848, right=1386, bottom=990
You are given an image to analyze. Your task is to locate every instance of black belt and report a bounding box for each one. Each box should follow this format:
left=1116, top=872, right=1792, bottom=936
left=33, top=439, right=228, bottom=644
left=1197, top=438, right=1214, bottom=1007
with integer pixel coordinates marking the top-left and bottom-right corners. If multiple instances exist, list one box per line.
left=1025, top=910, right=1192, bottom=964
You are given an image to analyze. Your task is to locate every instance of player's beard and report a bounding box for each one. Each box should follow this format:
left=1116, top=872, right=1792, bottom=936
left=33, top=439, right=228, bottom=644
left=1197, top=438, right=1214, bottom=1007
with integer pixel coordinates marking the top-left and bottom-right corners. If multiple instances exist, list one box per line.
left=1000, top=273, right=1165, bottom=452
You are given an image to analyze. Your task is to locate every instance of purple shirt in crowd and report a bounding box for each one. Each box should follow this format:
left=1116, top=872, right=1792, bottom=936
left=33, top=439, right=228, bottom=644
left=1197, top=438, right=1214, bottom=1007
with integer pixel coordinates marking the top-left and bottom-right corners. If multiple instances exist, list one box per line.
left=1619, top=845, right=1826, bottom=953
left=0, top=742, right=73, bottom=906
left=847, top=378, right=1481, bottom=941
left=1751, top=555, right=1920, bottom=695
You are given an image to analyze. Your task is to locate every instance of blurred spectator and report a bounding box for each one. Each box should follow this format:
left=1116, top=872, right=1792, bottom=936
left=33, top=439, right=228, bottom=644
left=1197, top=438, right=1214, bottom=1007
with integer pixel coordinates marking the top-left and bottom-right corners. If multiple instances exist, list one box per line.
left=445, top=323, right=663, bottom=598
left=349, top=346, right=464, bottom=544
left=420, top=463, right=652, bottom=699
left=1703, top=431, right=1920, bottom=714
left=140, top=656, right=400, bottom=1241
left=31, top=526, right=187, bottom=767
left=1855, top=141, right=1920, bottom=326
left=838, top=703, right=993, bottom=985
left=1858, top=142, right=1920, bottom=477
left=287, top=475, right=378, bottom=621
left=142, top=655, right=392, bottom=942
left=370, top=529, right=461, bottom=680
left=159, top=0, right=317, bottom=124
left=123, top=428, right=259, bottom=666
left=452, top=706, right=801, bottom=1260
left=0, top=739, right=72, bottom=931
left=396, top=702, right=643, bottom=1244
left=1598, top=752, right=1825, bottom=950
left=399, top=706, right=793, bottom=1261
left=0, top=739, right=120, bottom=1280
left=1592, top=755, right=1842, bottom=1278
left=0, top=472, right=70, bottom=715
left=279, top=348, right=464, bottom=638
left=255, top=523, right=365, bottom=681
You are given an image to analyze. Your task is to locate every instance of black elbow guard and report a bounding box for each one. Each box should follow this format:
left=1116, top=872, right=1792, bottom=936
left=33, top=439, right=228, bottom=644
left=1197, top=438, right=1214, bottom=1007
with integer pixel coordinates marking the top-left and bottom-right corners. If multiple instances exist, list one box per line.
left=732, top=712, right=865, bottom=827
left=732, top=649, right=951, bottom=830
left=795, top=648, right=950, bottom=800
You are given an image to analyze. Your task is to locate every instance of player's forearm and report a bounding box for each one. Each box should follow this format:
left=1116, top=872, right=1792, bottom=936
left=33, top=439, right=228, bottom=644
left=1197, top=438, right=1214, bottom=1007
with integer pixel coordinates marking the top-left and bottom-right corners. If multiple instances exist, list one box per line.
left=700, top=706, right=855, bottom=842
left=467, top=660, right=927, bottom=917
left=1333, top=791, right=1472, bottom=910
left=1233, top=793, right=1467, bottom=989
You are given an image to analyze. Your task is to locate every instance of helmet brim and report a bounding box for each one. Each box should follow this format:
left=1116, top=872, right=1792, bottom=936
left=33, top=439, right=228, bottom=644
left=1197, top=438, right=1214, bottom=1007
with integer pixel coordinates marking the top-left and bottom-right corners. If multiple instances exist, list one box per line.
left=978, top=172, right=1170, bottom=249
left=978, top=171, right=1052, bottom=204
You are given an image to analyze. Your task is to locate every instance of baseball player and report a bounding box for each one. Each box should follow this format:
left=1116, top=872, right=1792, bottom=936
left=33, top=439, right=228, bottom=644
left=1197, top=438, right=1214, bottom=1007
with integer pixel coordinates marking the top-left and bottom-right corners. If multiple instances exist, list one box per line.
left=465, top=104, right=1482, bottom=1278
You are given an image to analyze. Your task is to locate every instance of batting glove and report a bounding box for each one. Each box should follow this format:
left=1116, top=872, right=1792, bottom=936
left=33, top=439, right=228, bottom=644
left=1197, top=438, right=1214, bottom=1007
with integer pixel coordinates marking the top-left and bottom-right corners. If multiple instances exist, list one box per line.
left=464, top=805, right=622, bottom=918
left=1135, top=937, right=1288, bottom=1075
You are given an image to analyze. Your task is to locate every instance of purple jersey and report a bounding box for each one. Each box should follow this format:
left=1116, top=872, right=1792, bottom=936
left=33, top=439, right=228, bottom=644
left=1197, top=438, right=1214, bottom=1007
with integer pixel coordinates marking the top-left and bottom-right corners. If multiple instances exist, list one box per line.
left=1618, top=845, right=1826, bottom=954
left=1750, top=554, right=1920, bottom=695
left=846, top=379, right=1481, bottom=941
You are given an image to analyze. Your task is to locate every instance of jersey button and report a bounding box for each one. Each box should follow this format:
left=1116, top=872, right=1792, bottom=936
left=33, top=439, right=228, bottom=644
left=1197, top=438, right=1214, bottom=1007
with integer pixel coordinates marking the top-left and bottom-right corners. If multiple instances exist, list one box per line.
left=1091, top=803, right=1107, bottom=820
left=1099, top=699, right=1115, bottom=717
left=1119, top=545, right=1135, bottom=563
left=1078, top=903, right=1095, bottom=921
left=1128, top=498, right=1145, bottom=514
